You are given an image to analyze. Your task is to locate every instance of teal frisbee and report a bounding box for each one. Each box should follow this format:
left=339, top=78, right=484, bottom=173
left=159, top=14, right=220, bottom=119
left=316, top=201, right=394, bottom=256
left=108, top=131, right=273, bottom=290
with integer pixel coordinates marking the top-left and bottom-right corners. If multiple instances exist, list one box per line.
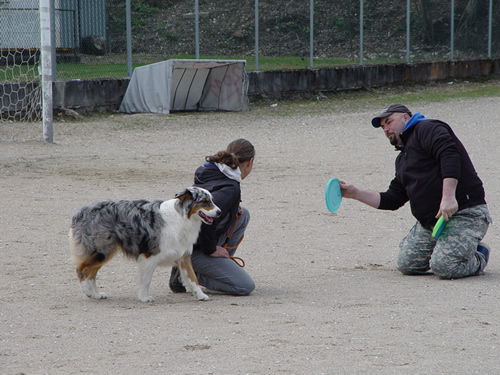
left=325, top=178, right=342, bottom=213
left=432, top=216, right=447, bottom=238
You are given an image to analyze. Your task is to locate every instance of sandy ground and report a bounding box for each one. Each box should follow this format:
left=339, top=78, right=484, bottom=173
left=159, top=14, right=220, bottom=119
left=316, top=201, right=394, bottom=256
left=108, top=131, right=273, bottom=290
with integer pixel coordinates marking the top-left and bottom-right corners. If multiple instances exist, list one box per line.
left=1, top=87, right=500, bottom=374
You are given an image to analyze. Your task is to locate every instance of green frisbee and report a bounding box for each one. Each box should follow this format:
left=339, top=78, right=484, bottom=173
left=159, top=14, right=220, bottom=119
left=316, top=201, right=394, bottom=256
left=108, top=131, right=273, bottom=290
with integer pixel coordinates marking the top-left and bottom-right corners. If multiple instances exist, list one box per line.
left=432, top=216, right=447, bottom=238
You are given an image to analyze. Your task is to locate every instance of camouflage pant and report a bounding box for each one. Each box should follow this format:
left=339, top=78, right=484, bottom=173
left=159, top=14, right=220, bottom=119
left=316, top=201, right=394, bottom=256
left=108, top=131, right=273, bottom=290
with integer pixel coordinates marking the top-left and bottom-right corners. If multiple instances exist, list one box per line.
left=397, top=204, right=492, bottom=279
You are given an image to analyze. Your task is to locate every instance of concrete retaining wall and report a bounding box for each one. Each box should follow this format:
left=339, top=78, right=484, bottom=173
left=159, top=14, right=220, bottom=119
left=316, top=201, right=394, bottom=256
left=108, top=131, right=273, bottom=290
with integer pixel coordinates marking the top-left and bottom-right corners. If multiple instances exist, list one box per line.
left=53, top=79, right=129, bottom=112
left=247, top=59, right=500, bottom=99
left=2, top=59, right=499, bottom=115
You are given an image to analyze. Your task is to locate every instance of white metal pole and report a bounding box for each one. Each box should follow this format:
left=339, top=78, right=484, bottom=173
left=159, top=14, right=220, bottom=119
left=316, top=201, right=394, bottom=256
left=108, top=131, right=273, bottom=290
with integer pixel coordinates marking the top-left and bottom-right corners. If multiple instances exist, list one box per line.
left=309, top=0, right=313, bottom=69
left=40, top=0, right=53, bottom=143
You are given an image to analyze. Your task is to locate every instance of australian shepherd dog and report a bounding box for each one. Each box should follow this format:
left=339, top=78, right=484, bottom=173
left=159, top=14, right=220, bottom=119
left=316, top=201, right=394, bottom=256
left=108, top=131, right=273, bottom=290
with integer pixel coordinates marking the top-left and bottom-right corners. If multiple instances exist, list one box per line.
left=69, top=187, right=220, bottom=302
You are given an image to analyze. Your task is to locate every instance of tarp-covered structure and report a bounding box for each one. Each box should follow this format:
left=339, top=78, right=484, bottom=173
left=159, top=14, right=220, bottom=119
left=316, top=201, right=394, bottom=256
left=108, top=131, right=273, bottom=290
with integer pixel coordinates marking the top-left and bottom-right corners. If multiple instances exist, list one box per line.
left=119, top=59, right=250, bottom=114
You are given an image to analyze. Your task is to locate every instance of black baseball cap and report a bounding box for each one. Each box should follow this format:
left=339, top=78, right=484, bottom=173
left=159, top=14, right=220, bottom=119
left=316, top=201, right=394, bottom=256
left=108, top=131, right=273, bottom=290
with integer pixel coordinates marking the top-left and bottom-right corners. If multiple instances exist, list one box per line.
left=371, top=104, right=412, bottom=128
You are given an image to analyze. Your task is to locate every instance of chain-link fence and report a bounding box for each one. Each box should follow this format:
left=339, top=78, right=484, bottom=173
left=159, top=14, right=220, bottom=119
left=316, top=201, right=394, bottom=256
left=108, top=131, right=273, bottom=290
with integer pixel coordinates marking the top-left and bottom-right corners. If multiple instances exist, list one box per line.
left=2, top=0, right=499, bottom=81
left=1, top=0, right=499, bottom=123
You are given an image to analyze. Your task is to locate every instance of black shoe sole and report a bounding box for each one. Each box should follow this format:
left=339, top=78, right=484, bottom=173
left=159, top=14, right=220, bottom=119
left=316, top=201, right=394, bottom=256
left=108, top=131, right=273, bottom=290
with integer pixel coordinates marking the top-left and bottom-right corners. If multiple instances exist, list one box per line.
left=169, top=267, right=186, bottom=293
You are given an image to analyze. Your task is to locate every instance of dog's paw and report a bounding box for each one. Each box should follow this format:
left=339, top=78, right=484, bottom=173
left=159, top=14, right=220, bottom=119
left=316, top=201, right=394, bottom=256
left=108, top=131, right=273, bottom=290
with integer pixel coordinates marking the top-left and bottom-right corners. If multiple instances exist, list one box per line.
left=87, top=292, right=107, bottom=299
left=81, top=280, right=106, bottom=299
left=196, top=292, right=209, bottom=301
left=138, top=294, right=155, bottom=303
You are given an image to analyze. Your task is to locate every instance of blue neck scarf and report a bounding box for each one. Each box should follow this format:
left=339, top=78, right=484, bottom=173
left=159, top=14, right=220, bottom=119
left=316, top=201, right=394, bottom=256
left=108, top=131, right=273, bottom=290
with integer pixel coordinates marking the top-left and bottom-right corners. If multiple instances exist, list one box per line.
left=403, top=112, right=429, bottom=132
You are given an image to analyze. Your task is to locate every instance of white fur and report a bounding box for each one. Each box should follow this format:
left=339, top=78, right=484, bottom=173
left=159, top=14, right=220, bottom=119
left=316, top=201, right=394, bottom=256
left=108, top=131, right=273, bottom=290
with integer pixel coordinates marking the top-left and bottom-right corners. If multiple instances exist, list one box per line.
left=134, top=197, right=217, bottom=302
left=81, top=278, right=107, bottom=299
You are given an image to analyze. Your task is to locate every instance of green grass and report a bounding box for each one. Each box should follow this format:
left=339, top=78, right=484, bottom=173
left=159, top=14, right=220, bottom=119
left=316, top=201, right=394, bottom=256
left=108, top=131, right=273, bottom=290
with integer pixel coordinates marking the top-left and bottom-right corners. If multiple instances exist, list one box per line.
left=56, top=63, right=129, bottom=80
left=56, top=55, right=365, bottom=80
left=1, top=54, right=405, bottom=82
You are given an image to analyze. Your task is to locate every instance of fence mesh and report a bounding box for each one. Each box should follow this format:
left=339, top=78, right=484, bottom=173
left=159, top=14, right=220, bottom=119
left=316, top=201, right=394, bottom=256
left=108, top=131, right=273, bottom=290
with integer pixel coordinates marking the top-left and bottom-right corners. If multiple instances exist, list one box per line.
left=1, top=0, right=499, bottom=121
left=0, top=6, right=41, bottom=121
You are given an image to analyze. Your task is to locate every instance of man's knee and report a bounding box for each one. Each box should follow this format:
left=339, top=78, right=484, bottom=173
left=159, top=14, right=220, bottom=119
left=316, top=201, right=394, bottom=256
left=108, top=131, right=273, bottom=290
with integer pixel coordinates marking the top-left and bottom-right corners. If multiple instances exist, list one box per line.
left=239, top=207, right=250, bottom=227
left=397, top=261, right=430, bottom=275
left=233, top=279, right=255, bottom=296
left=429, top=258, right=457, bottom=279
left=397, top=250, right=431, bottom=275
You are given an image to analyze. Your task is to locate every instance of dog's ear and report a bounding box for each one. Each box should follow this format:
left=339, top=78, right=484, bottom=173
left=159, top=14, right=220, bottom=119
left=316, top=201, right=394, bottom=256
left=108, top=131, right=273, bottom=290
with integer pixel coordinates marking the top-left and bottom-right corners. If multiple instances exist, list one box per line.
left=175, top=188, right=192, bottom=202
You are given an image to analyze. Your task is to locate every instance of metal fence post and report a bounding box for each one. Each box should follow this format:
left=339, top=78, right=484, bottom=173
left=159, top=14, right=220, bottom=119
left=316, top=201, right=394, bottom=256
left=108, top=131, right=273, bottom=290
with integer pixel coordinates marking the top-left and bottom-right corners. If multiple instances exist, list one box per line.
left=359, top=0, right=364, bottom=65
left=406, top=0, right=410, bottom=63
left=50, top=0, right=56, bottom=80
left=255, top=0, right=259, bottom=71
left=310, top=0, right=314, bottom=69
left=488, top=0, right=493, bottom=58
left=450, top=0, right=454, bottom=60
left=195, top=0, right=199, bottom=59
left=126, top=0, right=132, bottom=77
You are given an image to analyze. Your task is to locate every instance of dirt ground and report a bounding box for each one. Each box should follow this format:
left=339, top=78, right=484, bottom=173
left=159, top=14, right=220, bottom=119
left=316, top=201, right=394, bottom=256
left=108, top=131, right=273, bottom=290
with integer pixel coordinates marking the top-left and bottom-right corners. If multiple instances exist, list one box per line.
left=1, top=87, right=499, bottom=374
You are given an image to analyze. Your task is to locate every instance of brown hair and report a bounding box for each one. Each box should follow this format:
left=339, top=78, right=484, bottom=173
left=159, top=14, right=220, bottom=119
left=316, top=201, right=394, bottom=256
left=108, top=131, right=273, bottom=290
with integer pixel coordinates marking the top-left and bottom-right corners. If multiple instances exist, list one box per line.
left=205, top=139, right=255, bottom=169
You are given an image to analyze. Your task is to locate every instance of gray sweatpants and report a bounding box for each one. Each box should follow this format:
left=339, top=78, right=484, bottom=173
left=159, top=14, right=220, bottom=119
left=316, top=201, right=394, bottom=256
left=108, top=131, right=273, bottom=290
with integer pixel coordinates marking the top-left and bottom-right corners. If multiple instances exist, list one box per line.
left=191, top=207, right=255, bottom=295
left=397, top=204, right=492, bottom=279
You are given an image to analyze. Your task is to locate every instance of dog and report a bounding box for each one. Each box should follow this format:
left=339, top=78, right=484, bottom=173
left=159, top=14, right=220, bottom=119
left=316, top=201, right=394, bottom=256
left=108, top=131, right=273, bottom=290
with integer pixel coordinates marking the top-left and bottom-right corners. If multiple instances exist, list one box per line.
left=69, top=187, right=221, bottom=302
